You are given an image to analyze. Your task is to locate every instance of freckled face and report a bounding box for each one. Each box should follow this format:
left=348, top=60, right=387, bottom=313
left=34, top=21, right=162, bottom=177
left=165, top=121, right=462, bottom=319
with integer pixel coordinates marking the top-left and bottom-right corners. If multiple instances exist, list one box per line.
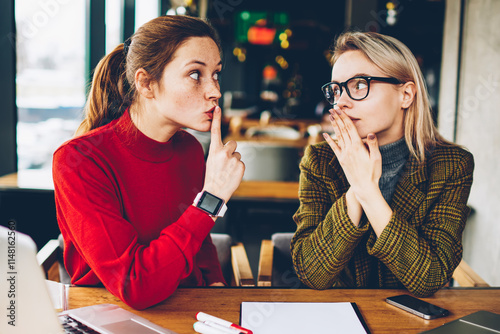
left=152, top=36, right=222, bottom=133
left=332, top=50, right=405, bottom=145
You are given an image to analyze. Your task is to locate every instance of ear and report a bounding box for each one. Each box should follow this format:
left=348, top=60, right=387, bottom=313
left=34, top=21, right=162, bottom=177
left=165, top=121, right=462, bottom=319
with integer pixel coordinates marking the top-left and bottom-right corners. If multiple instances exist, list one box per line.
left=134, top=68, right=155, bottom=99
left=401, top=81, right=416, bottom=109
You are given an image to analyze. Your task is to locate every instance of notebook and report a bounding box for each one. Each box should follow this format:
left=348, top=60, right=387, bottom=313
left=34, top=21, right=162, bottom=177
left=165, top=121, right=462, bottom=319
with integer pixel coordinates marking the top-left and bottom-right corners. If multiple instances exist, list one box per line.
left=240, top=301, right=370, bottom=334
left=420, top=310, right=500, bottom=334
left=0, top=225, right=178, bottom=334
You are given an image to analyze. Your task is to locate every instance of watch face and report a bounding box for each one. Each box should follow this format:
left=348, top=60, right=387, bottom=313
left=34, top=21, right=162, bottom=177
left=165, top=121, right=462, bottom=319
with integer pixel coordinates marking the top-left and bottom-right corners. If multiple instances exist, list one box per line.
left=198, top=192, right=223, bottom=215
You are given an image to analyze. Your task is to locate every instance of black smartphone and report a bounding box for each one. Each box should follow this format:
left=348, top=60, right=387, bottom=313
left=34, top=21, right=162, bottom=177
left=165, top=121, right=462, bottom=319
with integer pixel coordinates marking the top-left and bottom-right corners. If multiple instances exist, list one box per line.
left=386, top=294, right=449, bottom=320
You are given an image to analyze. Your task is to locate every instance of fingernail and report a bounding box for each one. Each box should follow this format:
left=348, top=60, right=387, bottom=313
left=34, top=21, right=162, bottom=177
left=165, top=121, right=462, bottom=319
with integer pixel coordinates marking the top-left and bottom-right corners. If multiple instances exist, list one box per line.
left=329, top=114, right=334, bottom=122
left=335, top=109, right=342, bottom=115
left=368, top=134, right=375, bottom=140
left=322, top=133, right=329, bottom=139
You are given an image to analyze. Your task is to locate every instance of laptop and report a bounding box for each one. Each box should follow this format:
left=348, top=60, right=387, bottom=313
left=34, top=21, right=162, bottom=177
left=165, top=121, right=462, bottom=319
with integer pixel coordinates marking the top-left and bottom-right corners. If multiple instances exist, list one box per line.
left=420, top=310, right=500, bottom=333
left=0, top=225, right=178, bottom=334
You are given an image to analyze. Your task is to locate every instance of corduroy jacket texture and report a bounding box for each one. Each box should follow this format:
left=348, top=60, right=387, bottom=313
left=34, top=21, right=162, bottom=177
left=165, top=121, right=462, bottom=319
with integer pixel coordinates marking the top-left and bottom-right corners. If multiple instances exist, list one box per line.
left=291, top=140, right=474, bottom=297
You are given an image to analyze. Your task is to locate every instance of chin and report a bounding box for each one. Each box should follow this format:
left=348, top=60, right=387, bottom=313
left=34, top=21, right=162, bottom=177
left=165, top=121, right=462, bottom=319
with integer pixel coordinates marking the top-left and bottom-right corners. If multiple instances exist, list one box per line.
left=190, top=122, right=212, bottom=133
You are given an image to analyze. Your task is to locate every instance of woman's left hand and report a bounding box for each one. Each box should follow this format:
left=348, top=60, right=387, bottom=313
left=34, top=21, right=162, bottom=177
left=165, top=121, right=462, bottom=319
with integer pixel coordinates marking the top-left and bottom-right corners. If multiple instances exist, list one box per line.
left=323, top=108, right=382, bottom=200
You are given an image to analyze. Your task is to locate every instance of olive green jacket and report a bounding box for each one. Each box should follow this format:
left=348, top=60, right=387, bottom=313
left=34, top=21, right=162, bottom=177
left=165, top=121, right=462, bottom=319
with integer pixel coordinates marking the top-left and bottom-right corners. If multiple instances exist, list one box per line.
left=291, top=141, right=474, bottom=297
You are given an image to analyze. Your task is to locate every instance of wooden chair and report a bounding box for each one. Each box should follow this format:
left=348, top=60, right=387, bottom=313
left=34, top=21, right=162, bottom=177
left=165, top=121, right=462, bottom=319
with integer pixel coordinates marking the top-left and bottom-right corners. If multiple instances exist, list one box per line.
left=257, top=232, right=489, bottom=288
left=210, top=233, right=255, bottom=287
left=257, top=232, right=305, bottom=288
left=38, top=233, right=255, bottom=287
left=451, top=259, right=490, bottom=287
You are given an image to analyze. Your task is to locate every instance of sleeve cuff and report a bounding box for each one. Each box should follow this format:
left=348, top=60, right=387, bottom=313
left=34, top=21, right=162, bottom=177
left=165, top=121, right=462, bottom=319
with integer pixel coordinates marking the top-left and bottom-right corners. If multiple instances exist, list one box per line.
left=366, top=212, right=404, bottom=261
left=178, top=205, right=216, bottom=242
left=334, top=194, right=370, bottom=241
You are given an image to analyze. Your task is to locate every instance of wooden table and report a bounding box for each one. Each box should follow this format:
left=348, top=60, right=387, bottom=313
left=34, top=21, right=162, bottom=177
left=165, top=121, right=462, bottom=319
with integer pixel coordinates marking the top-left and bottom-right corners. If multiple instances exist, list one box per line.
left=0, top=170, right=54, bottom=192
left=68, top=287, right=500, bottom=334
left=0, top=172, right=17, bottom=187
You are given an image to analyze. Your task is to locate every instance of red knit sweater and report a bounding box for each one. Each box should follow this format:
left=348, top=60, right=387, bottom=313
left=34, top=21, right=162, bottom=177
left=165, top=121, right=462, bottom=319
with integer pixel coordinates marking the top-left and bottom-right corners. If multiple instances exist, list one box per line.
left=52, top=111, right=225, bottom=309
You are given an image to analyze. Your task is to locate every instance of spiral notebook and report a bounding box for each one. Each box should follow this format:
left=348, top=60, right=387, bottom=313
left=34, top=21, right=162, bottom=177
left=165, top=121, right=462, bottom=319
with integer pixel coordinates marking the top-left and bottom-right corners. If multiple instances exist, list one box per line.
left=240, top=301, right=370, bottom=334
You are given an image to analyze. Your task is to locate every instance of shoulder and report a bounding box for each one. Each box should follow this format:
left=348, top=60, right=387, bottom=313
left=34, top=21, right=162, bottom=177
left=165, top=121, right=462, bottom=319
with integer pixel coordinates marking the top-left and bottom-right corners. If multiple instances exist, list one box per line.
left=53, top=123, right=116, bottom=165
left=304, top=141, right=335, bottom=162
left=427, top=144, right=474, bottom=168
left=302, top=141, right=339, bottom=177
left=425, top=144, right=474, bottom=179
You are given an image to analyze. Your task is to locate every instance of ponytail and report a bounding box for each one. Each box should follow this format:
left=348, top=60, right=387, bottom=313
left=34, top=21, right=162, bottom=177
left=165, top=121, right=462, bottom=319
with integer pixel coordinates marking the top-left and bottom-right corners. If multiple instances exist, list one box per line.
left=75, top=43, right=131, bottom=136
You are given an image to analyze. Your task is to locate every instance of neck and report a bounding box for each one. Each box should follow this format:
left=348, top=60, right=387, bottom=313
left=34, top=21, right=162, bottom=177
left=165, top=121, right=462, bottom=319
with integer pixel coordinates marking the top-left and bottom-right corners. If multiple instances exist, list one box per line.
left=129, top=102, right=179, bottom=143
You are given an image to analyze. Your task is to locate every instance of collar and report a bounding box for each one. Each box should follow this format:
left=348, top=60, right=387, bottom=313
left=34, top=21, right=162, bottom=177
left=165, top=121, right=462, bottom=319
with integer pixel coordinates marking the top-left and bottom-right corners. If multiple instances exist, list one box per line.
left=379, top=137, right=409, bottom=169
left=113, top=110, right=176, bottom=163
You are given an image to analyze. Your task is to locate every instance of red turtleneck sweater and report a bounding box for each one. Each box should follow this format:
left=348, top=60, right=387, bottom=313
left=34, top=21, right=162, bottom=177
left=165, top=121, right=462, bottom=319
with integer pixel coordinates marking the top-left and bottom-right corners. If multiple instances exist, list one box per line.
left=53, top=111, right=224, bottom=310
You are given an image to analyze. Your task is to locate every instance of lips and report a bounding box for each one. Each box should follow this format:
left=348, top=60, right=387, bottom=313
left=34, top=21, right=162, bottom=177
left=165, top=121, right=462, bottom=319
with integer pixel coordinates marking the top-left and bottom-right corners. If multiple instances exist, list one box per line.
left=205, top=106, right=217, bottom=119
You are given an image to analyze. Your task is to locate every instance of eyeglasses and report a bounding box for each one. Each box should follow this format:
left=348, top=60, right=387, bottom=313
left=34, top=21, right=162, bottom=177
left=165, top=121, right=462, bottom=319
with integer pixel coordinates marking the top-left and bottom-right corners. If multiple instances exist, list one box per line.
left=321, top=76, right=402, bottom=105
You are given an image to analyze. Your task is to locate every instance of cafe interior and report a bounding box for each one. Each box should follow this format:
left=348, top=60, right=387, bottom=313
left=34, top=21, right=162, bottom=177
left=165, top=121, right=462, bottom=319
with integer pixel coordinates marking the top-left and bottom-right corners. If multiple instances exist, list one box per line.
left=1, top=0, right=499, bottom=319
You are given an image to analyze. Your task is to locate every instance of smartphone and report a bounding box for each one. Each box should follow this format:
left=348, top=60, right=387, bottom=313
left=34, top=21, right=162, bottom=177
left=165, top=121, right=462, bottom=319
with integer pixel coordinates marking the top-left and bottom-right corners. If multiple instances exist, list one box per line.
left=386, top=294, right=449, bottom=320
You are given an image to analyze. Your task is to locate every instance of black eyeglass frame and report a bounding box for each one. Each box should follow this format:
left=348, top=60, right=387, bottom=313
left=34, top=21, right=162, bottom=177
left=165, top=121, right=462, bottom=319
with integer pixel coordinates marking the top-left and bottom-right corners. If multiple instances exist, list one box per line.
left=321, top=76, right=402, bottom=105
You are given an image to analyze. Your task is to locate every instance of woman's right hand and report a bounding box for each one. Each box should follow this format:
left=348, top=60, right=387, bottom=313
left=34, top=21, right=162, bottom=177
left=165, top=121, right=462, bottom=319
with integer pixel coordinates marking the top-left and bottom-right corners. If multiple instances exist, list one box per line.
left=203, top=106, right=245, bottom=202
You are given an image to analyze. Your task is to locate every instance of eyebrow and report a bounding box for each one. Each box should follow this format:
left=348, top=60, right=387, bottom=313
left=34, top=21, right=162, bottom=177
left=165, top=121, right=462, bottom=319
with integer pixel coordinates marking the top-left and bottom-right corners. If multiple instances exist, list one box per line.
left=331, top=73, right=371, bottom=82
left=184, top=59, right=222, bottom=67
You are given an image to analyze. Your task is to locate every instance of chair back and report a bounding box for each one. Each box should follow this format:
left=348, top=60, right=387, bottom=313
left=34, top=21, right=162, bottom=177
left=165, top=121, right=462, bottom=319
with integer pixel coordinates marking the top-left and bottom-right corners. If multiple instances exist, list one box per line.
left=57, top=234, right=71, bottom=284
left=210, top=233, right=233, bottom=285
left=270, top=232, right=305, bottom=288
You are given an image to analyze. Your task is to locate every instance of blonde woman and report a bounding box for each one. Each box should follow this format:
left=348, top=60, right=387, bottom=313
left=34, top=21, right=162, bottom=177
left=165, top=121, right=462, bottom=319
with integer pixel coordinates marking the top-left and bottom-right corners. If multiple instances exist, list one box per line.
left=291, top=31, right=474, bottom=297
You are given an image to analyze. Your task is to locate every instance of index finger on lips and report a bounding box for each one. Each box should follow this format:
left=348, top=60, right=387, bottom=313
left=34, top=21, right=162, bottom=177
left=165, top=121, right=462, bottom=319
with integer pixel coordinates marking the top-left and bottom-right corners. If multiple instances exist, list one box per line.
left=210, top=106, right=223, bottom=148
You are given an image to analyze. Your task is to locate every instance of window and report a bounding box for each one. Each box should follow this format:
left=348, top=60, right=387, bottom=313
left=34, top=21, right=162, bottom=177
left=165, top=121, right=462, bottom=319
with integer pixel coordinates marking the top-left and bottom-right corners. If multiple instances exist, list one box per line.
left=135, top=0, right=159, bottom=32
left=15, top=0, right=86, bottom=170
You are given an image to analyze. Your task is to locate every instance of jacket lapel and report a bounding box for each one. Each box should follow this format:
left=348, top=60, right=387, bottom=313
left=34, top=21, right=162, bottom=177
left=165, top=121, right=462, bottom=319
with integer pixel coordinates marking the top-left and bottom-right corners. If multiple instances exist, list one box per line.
left=328, top=155, right=350, bottom=196
left=390, top=156, right=428, bottom=221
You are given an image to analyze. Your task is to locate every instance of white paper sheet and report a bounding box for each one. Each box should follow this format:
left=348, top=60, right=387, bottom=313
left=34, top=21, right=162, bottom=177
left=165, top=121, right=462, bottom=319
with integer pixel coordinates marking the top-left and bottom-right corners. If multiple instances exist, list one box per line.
left=240, top=302, right=368, bottom=334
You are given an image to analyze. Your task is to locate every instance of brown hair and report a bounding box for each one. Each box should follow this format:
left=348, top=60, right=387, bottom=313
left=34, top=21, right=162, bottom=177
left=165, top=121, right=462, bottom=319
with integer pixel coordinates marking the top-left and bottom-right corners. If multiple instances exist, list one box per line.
left=76, top=15, right=221, bottom=136
left=331, top=31, right=452, bottom=163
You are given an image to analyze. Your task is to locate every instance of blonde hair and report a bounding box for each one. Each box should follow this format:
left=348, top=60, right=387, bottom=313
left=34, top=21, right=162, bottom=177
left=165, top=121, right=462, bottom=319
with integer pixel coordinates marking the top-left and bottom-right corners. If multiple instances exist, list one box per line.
left=331, top=31, right=451, bottom=163
left=76, top=15, right=221, bottom=136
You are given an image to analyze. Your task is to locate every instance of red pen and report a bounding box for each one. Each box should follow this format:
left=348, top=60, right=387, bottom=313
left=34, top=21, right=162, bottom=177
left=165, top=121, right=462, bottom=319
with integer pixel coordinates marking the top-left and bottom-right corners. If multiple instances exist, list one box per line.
left=196, top=312, right=253, bottom=334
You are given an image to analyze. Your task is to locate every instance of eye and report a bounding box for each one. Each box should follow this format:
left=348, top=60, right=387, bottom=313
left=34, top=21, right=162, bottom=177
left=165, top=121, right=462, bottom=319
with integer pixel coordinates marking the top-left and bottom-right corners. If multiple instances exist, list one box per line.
left=213, top=71, right=220, bottom=81
left=332, top=86, right=341, bottom=97
left=189, top=71, right=200, bottom=80
left=353, top=78, right=368, bottom=91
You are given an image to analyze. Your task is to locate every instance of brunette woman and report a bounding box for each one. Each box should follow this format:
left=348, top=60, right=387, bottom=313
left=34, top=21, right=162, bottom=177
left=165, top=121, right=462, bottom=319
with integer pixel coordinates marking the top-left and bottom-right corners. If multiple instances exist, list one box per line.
left=53, top=15, right=244, bottom=309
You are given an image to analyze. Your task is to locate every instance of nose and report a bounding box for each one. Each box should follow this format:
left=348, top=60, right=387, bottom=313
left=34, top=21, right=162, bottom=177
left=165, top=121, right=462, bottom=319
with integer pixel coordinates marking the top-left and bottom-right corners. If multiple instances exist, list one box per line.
left=205, top=79, right=221, bottom=101
left=335, top=87, right=352, bottom=109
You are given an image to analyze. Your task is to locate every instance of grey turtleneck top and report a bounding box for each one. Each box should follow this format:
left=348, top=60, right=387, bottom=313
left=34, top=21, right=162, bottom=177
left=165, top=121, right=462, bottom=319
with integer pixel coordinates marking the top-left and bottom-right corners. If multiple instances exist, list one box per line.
left=378, top=137, right=410, bottom=203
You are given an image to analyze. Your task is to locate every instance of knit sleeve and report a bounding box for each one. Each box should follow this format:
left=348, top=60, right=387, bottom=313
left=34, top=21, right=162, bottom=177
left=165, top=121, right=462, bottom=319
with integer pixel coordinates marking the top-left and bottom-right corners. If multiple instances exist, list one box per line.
left=291, top=144, right=370, bottom=289
left=196, top=234, right=226, bottom=285
left=53, top=141, right=216, bottom=310
left=366, top=147, right=474, bottom=297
